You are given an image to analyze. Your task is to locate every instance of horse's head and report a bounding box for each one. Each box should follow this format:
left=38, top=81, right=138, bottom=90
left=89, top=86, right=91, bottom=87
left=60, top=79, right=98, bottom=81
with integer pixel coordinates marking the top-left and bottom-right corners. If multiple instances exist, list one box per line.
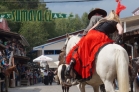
left=65, top=34, right=81, bottom=46
left=12, top=65, right=18, bottom=73
left=5, top=65, right=18, bottom=77
left=7, top=65, right=18, bottom=73
left=65, top=34, right=73, bottom=46
left=65, top=34, right=81, bottom=55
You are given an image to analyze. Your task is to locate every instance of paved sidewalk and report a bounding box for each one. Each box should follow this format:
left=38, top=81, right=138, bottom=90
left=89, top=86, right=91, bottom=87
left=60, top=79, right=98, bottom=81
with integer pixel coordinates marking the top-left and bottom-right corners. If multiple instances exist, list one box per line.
left=8, top=83, right=94, bottom=92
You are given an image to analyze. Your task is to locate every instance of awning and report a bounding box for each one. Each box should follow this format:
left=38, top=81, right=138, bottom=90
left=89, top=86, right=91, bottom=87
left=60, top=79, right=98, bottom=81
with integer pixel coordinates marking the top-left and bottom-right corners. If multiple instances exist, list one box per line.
left=0, top=29, right=21, bottom=39
left=120, top=15, right=139, bottom=33
left=33, top=55, right=53, bottom=62
left=14, top=55, right=30, bottom=62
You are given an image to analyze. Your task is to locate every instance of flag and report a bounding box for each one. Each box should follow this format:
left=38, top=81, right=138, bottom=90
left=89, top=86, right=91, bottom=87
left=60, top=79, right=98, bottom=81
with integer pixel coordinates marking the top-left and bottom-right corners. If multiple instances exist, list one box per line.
left=115, top=0, right=126, bottom=16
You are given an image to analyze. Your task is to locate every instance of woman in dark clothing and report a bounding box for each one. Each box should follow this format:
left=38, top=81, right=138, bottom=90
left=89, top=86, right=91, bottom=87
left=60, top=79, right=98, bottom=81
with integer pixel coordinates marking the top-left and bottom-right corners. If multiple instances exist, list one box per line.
left=43, top=70, right=48, bottom=85
left=66, top=10, right=123, bottom=81
left=48, top=70, right=54, bottom=85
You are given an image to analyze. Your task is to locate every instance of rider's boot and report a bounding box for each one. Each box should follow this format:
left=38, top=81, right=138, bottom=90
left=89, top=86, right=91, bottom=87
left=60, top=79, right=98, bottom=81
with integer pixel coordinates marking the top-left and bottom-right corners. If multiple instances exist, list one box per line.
left=65, top=60, right=79, bottom=86
left=66, top=60, right=75, bottom=77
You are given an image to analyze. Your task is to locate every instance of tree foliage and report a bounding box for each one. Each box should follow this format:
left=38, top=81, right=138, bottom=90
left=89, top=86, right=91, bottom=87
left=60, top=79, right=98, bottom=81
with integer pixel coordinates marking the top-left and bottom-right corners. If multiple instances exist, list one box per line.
left=19, top=21, right=48, bottom=50
left=0, top=1, right=90, bottom=52
left=81, top=12, right=89, bottom=29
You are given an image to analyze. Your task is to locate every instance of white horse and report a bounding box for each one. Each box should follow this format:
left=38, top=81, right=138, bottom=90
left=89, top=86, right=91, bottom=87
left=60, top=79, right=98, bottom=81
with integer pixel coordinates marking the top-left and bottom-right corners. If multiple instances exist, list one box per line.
left=60, top=34, right=129, bottom=92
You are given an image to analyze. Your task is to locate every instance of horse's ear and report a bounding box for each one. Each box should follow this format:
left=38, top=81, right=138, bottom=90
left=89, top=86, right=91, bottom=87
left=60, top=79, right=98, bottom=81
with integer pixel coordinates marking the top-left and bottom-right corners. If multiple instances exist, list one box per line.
left=66, top=33, right=69, bottom=38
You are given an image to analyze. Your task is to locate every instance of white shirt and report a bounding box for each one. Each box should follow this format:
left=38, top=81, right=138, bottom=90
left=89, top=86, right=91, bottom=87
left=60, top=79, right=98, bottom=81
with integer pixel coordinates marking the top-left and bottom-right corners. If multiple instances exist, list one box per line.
left=43, top=71, right=48, bottom=76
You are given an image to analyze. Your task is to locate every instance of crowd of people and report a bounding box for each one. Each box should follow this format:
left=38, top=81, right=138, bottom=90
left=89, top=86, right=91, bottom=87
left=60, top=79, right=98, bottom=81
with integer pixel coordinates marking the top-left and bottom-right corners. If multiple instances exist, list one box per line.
left=0, top=38, right=56, bottom=88
left=16, top=64, right=43, bottom=84
left=0, top=39, right=26, bottom=70
left=16, top=64, right=55, bottom=86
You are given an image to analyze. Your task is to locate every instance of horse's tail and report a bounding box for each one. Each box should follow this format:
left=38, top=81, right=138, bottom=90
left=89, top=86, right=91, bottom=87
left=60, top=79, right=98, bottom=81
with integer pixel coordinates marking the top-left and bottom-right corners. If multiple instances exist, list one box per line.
left=61, top=64, right=66, bottom=81
left=116, top=49, right=129, bottom=92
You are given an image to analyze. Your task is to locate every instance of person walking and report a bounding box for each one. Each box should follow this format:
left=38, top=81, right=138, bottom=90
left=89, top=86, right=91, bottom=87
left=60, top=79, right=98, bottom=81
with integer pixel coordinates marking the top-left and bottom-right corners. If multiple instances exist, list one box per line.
left=48, top=70, right=54, bottom=85
left=43, top=70, right=48, bottom=85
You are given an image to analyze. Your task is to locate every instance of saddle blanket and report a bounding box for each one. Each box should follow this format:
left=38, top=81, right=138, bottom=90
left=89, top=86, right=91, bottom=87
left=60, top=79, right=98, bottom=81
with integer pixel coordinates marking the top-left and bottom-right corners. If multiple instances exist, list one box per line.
left=66, top=30, right=114, bottom=80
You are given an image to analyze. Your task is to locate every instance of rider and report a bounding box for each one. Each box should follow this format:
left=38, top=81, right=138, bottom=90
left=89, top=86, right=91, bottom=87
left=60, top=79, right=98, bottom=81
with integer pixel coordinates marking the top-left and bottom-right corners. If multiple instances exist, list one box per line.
left=66, top=10, right=123, bottom=82
left=82, top=8, right=107, bottom=36
left=66, top=8, right=107, bottom=84
left=54, top=46, right=66, bottom=83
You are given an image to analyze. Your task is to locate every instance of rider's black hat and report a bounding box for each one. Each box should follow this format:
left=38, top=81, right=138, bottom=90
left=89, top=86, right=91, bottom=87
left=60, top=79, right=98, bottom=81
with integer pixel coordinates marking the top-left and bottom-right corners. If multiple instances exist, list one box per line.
left=88, top=8, right=107, bottom=20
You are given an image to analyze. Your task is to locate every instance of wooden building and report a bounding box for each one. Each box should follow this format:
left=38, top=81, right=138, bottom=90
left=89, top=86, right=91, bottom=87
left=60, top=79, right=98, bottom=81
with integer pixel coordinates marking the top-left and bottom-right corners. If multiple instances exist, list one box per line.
left=0, top=18, right=30, bottom=91
left=121, top=15, right=139, bottom=58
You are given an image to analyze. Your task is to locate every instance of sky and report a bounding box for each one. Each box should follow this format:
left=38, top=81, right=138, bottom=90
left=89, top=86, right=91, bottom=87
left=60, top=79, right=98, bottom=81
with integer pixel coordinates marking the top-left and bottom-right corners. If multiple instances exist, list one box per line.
left=44, top=0, right=139, bottom=18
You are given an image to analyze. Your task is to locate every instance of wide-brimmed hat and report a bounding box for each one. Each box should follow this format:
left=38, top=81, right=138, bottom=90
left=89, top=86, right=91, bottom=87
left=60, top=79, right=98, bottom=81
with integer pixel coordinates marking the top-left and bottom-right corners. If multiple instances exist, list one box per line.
left=88, top=8, right=107, bottom=20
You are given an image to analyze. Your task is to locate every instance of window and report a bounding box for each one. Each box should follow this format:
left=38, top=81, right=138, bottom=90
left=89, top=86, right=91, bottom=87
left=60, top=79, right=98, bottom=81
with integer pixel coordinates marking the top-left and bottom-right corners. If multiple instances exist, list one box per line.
left=55, top=50, right=61, bottom=54
left=44, top=50, right=54, bottom=55
left=44, top=50, right=61, bottom=55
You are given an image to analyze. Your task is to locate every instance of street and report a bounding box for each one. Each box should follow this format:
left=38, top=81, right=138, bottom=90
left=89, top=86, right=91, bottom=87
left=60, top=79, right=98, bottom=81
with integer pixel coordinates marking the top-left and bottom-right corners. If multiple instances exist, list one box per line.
left=8, top=82, right=94, bottom=92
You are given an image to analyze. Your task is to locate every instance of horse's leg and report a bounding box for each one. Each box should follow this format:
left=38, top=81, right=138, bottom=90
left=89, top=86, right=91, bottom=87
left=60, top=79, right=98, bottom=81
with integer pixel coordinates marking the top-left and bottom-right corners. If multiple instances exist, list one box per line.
left=62, top=86, right=65, bottom=92
left=76, top=82, right=86, bottom=92
left=64, top=86, right=66, bottom=92
left=100, top=84, right=106, bottom=92
left=103, top=80, right=115, bottom=92
left=67, top=87, right=69, bottom=92
left=92, top=85, right=99, bottom=92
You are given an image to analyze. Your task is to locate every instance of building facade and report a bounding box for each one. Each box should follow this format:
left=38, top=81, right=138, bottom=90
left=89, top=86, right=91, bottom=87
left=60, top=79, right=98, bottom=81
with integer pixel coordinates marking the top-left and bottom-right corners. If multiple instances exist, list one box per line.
left=33, top=30, right=83, bottom=68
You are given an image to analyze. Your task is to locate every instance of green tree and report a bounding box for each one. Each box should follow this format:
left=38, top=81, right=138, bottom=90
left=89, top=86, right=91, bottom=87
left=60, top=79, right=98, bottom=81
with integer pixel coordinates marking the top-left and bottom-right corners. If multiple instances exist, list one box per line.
left=0, top=0, right=39, bottom=10
left=0, top=0, right=48, bottom=51
left=81, top=12, right=89, bottom=29
left=54, top=18, right=67, bottom=36
left=19, top=21, right=49, bottom=51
